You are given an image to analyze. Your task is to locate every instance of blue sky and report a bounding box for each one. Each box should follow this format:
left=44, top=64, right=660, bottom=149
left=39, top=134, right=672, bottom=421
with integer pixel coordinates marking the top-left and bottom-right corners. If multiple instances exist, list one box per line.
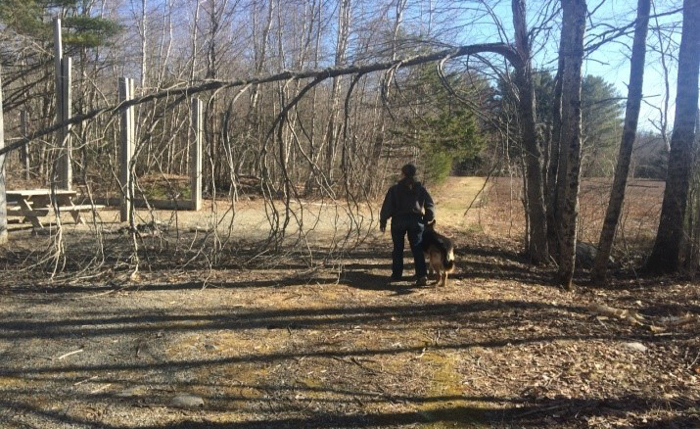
left=445, top=0, right=684, bottom=133
left=582, top=0, right=682, bottom=132
left=121, top=0, right=685, bottom=133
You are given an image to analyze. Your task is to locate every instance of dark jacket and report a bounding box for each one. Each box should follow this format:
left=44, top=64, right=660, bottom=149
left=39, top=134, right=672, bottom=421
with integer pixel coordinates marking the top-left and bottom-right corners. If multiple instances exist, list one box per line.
left=380, top=179, right=435, bottom=227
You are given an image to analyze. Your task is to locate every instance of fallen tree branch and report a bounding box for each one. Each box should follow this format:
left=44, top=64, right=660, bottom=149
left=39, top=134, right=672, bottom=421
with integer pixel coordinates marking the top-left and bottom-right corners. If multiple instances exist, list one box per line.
left=0, top=43, right=518, bottom=157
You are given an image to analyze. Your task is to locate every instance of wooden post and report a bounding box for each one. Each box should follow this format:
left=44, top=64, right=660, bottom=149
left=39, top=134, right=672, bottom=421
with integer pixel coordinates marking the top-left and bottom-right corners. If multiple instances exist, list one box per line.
left=191, top=98, right=203, bottom=211
left=119, top=77, right=135, bottom=223
left=20, top=110, right=30, bottom=181
left=58, top=56, right=72, bottom=190
left=0, top=65, right=7, bottom=244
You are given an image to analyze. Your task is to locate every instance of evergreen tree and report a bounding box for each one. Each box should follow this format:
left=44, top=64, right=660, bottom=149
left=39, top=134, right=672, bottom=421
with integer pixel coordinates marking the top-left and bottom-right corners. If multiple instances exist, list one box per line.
left=0, top=0, right=120, bottom=49
left=581, top=76, right=624, bottom=176
left=393, top=66, right=487, bottom=184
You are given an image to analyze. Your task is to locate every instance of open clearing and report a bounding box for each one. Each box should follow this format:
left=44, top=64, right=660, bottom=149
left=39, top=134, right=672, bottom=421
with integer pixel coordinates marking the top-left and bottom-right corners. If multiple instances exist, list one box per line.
left=1, top=177, right=699, bottom=428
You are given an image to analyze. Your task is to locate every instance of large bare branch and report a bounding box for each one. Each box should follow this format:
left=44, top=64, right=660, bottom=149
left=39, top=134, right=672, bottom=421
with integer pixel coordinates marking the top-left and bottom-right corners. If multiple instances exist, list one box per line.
left=0, top=43, right=517, bottom=158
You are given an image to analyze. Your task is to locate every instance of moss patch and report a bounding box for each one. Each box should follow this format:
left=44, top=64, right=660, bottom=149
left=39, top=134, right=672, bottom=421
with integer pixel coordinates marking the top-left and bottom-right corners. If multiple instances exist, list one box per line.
left=418, top=351, right=488, bottom=428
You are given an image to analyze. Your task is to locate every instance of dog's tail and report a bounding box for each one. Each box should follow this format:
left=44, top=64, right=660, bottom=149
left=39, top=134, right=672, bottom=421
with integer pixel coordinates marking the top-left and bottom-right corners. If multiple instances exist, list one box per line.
left=443, top=247, right=455, bottom=271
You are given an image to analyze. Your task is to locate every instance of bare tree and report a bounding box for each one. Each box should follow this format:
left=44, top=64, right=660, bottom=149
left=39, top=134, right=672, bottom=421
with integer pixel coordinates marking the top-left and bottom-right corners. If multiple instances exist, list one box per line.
left=323, top=0, right=351, bottom=182
left=190, top=0, right=201, bottom=84
left=4, top=0, right=674, bottom=278
left=646, top=0, right=700, bottom=274
left=556, top=0, right=587, bottom=290
left=547, top=53, right=564, bottom=257
left=592, top=0, right=651, bottom=283
left=512, top=0, right=549, bottom=264
left=0, top=65, right=6, bottom=245
left=139, top=0, right=148, bottom=87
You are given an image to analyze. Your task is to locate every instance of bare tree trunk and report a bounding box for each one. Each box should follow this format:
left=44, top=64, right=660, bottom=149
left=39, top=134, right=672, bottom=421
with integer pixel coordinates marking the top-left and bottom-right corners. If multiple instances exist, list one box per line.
left=190, top=0, right=201, bottom=84
left=646, top=0, right=700, bottom=274
left=547, top=57, right=564, bottom=255
left=368, top=0, right=407, bottom=196
left=248, top=0, right=275, bottom=179
left=592, top=0, right=650, bottom=283
left=512, top=0, right=548, bottom=264
left=325, top=0, right=351, bottom=182
left=156, top=0, right=174, bottom=87
left=205, top=0, right=223, bottom=191
left=140, top=0, right=148, bottom=87
left=185, top=0, right=202, bottom=177
left=21, top=110, right=30, bottom=180
left=556, top=0, right=587, bottom=290
left=0, top=65, right=7, bottom=245
left=392, top=0, right=407, bottom=61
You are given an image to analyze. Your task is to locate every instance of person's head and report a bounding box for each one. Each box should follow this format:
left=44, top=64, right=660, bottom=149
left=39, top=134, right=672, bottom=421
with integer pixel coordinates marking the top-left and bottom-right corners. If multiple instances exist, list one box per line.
left=400, top=163, right=418, bottom=190
left=401, top=163, right=417, bottom=180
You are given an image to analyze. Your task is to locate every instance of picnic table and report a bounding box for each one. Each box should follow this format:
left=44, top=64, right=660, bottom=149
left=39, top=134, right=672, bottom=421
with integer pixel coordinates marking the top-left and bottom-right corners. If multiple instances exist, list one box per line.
left=6, top=189, right=104, bottom=228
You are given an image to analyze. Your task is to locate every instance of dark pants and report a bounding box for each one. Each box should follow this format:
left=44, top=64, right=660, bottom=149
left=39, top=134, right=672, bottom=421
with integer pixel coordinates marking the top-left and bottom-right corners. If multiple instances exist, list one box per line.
left=390, top=214, right=427, bottom=279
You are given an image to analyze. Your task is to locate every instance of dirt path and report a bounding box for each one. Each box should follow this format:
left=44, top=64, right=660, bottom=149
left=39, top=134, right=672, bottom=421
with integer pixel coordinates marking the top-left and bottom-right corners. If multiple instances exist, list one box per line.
left=1, top=232, right=699, bottom=428
left=1, top=178, right=698, bottom=428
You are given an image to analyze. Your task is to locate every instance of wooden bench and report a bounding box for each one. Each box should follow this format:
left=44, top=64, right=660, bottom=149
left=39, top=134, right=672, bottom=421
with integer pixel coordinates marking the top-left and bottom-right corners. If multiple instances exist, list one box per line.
left=7, top=206, right=51, bottom=217
left=6, top=202, right=49, bottom=224
left=7, top=205, right=104, bottom=226
left=58, top=204, right=106, bottom=224
left=6, top=190, right=104, bottom=228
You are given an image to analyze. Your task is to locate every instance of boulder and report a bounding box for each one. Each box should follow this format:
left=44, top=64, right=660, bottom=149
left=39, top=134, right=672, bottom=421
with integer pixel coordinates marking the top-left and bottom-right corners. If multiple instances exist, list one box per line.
left=576, top=241, right=615, bottom=269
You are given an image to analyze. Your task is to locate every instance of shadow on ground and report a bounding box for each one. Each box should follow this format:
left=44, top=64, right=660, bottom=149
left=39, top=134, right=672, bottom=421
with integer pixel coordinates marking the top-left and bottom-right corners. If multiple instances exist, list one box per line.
left=1, top=233, right=698, bottom=429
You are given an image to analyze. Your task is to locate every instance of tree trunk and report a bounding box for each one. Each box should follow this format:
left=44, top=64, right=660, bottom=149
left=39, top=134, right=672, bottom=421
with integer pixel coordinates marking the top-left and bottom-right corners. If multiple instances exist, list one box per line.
left=0, top=65, right=7, bottom=245
left=189, top=0, right=200, bottom=84
left=548, top=55, right=564, bottom=256
left=140, top=0, right=148, bottom=87
left=592, top=0, right=651, bottom=283
left=556, top=0, right=587, bottom=289
left=325, top=0, right=351, bottom=182
left=512, top=0, right=548, bottom=264
left=646, top=0, right=700, bottom=274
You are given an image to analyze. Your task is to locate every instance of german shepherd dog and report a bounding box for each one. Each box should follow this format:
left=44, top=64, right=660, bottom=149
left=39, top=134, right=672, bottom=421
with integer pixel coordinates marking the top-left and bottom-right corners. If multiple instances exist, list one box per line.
left=422, top=221, right=456, bottom=287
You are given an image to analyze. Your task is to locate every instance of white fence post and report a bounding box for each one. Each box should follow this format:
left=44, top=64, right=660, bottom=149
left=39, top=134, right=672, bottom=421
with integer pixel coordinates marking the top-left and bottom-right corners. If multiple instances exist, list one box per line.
left=119, top=78, right=135, bottom=223
left=191, top=98, right=203, bottom=211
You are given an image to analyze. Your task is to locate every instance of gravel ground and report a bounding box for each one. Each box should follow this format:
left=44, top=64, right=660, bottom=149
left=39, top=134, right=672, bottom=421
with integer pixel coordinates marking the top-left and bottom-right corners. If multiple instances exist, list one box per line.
left=1, top=177, right=698, bottom=428
left=1, top=231, right=699, bottom=428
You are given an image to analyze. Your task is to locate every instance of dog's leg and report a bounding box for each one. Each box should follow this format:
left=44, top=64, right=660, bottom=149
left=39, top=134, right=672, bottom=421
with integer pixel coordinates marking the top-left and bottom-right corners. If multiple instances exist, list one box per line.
left=443, top=272, right=449, bottom=287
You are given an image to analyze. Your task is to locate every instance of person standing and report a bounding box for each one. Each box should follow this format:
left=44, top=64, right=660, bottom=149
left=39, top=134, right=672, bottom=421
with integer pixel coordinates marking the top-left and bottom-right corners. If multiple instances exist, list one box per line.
left=379, top=164, right=435, bottom=286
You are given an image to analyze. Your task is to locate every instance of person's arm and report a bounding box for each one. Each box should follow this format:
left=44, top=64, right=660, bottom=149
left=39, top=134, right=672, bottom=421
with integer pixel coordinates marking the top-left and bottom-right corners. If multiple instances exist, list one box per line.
left=422, top=188, right=435, bottom=223
left=379, top=188, right=394, bottom=232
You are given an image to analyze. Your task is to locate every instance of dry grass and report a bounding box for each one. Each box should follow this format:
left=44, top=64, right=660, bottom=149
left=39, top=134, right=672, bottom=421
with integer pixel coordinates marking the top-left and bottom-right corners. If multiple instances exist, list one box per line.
left=475, top=177, right=663, bottom=260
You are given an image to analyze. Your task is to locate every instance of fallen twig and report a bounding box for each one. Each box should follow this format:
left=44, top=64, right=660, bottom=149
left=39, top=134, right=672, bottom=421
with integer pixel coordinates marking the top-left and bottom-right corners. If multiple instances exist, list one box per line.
left=74, top=376, right=99, bottom=386
left=75, top=289, right=117, bottom=300
left=57, top=349, right=84, bottom=360
left=90, top=384, right=112, bottom=394
left=588, top=303, right=645, bottom=325
left=515, top=402, right=570, bottom=418
left=589, top=303, right=698, bottom=330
